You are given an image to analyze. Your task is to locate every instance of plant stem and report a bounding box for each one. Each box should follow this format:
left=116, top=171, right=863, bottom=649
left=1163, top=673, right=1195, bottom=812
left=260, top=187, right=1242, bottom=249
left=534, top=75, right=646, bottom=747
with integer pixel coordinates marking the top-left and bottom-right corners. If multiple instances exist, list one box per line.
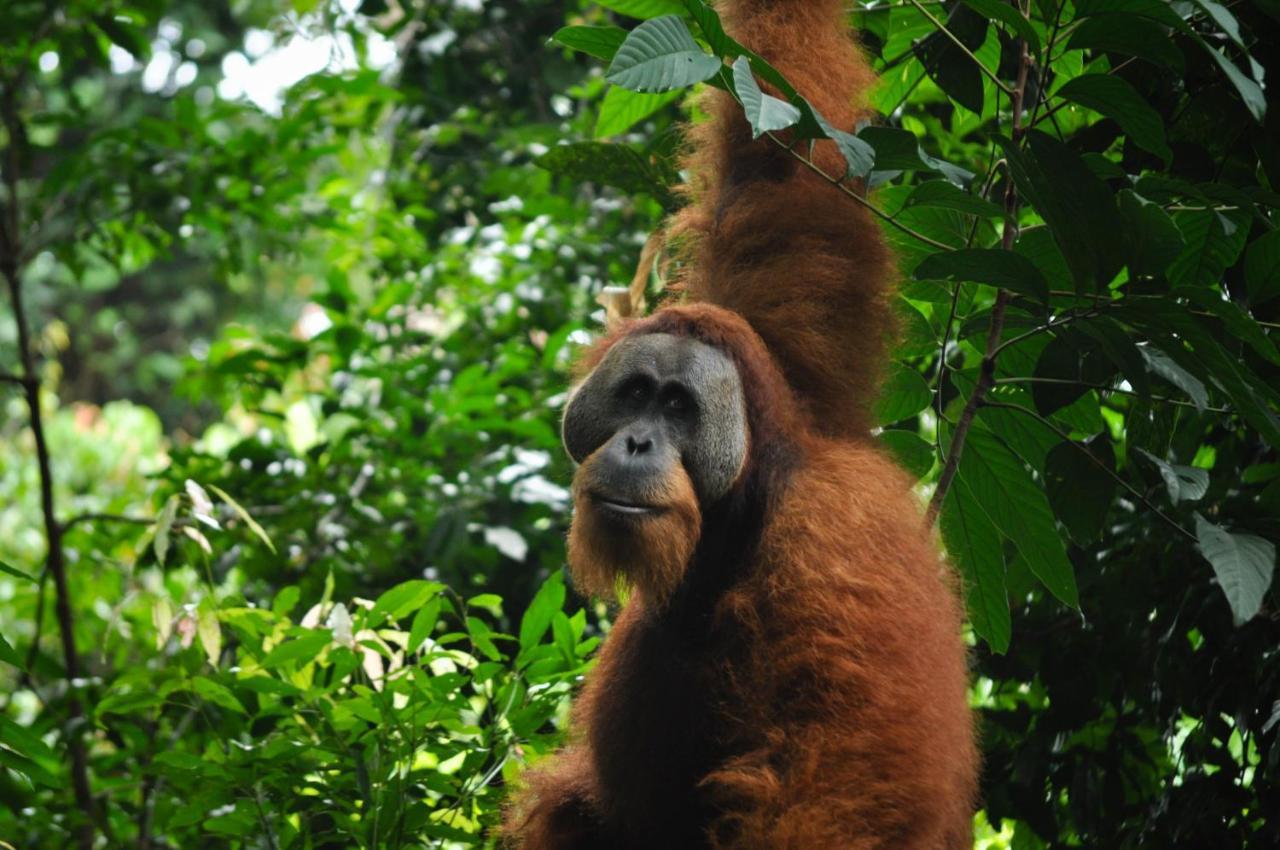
left=1, top=83, right=96, bottom=850
left=926, top=28, right=1032, bottom=528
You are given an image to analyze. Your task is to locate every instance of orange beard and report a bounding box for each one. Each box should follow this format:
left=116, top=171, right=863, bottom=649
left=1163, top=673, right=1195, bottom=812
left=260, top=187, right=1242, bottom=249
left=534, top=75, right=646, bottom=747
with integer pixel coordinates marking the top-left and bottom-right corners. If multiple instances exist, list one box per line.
left=566, top=458, right=702, bottom=608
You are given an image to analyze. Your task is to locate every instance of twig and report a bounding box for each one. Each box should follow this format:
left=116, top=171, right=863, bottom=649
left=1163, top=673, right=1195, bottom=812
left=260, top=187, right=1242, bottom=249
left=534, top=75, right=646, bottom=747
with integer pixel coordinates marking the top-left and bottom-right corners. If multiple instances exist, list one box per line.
left=905, top=0, right=1015, bottom=94
left=995, top=376, right=1233, bottom=413
left=0, top=370, right=28, bottom=386
left=762, top=131, right=955, bottom=251
left=2, top=83, right=97, bottom=849
left=988, top=308, right=1099, bottom=360
left=982, top=401, right=1196, bottom=542
left=61, top=512, right=159, bottom=533
left=926, top=27, right=1034, bottom=528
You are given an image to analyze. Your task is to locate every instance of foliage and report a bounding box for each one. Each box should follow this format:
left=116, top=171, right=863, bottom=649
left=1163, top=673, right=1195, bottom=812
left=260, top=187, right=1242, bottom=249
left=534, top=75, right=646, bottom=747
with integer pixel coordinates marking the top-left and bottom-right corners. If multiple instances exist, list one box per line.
left=1, top=0, right=1278, bottom=848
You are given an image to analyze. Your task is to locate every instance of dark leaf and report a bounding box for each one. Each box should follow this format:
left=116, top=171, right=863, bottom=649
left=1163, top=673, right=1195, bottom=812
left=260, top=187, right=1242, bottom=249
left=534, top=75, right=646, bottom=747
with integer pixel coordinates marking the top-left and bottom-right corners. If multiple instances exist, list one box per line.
left=914, top=248, right=1049, bottom=305
left=1058, top=74, right=1171, bottom=162
left=1044, top=437, right=1117, bottom=544
left=940, top=480, right=1011, bottom=653
left=1195, top=514, right=1276, bottom=624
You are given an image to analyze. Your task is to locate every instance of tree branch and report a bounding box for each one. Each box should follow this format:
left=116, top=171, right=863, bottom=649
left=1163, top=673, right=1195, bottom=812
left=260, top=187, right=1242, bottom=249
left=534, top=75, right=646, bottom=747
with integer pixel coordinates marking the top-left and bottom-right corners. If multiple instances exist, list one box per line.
left=2, top=81, right=96, bottom=850
left=61, top=512, right=160, bottom=534
left=926, top=31, right=1034, bottom=528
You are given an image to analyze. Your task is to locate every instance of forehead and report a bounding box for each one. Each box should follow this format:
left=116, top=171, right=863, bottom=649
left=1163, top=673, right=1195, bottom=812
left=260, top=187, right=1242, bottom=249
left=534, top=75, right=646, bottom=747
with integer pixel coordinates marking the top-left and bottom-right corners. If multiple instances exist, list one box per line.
left=600, top=332, right=733, bottom=382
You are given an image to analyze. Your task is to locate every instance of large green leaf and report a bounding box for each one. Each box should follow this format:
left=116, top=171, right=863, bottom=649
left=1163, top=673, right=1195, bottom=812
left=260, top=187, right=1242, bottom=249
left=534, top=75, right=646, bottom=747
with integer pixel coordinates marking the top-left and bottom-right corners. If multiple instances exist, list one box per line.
left=598, top=0, right=688, bottom=19
left=1167, top=208, right=1250, bottom=289
left=957, top=429, right=1079, bottom=608
left=994, top=131, right=1125, bottom=292
left=940, top=478, right=1012, bottom=653
left=537, top=142, right=677, bottom=210
left=902, top=180, right=1002, bottom=218
left=914, top=248, right=1049, bottom=305
left=1195, top=514, right=1276, bottom=624
left=1136, top=448, right=1209, bottom=503
left=914, top=5, right=988, bottom=114
left=1243, top=230, right=1280, bottom=305
left=1058, top=74, right=1171, bottom=162
left=605, top=16, right=722, bottom=93
left=1044, top=438, right=1117, bottom=544
left=873, top=362, right=933, bottom=425
left=595, top=87, right=684, bottom=138
left=878, top=430, right=936, bottom=480
left=1116, top=190, right=1185, bottom=280
left=551, top=25, right=628, bottom=61
left=1138, top=345, right=1209, bottom=411
left=1064, top=14, right=1185, bottom=71
left=730, top=56, right=800, bottom=139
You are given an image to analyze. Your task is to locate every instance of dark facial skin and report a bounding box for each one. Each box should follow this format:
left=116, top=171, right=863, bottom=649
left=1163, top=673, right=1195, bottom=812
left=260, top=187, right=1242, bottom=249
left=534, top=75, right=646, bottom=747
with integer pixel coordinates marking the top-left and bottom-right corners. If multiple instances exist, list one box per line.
left=562, top=333, right=748, bottom=516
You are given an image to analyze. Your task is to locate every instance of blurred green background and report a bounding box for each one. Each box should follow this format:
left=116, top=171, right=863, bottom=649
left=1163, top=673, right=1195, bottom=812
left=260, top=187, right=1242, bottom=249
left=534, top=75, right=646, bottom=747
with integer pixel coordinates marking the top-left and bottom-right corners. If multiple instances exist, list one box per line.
left=1, top=0, right=1278, bottom=847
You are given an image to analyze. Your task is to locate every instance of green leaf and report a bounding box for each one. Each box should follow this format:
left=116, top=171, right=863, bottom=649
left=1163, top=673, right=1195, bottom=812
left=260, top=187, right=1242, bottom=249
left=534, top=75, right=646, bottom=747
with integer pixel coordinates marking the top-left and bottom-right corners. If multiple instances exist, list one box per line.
left=957, top=429, right=1079, bottom=608
left=0, top=632, right=21, bottom=668
left=1244, top=230, right=1280, bottom=305
left=519, top=572, right=567, bottom=652
left=551, top=25, right=627, bottom=61
left=812, top=110, right=875, bottom=179
left=914, top=249, right=1049, bottom=305
left=605, top=16, right=722, bottom=93
left=940, top=479, right=1011, bottom=653
left=595, top=86, right=684, bottom=138
left=873, top=362, right=933, bottom=425
left=259, top=631, right=332, bottom=669
left=1058, top=74, right=1171, bottom=162
left=878, top=430, right=936, bottom=480
left=1197, top=41, right=1266, bottom=122
left=537, top=142, right=677, bottom=210
left=1139, top=346, right=1209, bottom=411
left=731, top=56, right=800, bottom=139
left=861, top=126, right=973, bottom=187
left=1136, top=449, right=1209, bottom=503
left=154, top=494, right=179, bottom=567
left=1167, top=208, right=1250, bottom=289
left=914, top=5, right=988, bottom=114
left=370, top=579, right=443, bottom=623
left=960, top=0, right=1039, bottom=51
left=902, top=181, right=1002, bottom=218
left=1116, top=190, right=1185, bottom=280
left=272, top=586, right=300, bottom=617
left=197, top=599, right=222, bottom=667
left=993, top=131, right=1125, bottom=291
left=1044, top=438, right=1116, bottom=544
left=208, top=484, right=276, bottom=553
left=192, top=678, right=247, bottom=714
left=1195, top=514, right=1276, bottom=624
left=599, top=0, right=687, bottom=19
left=1064, top=14, right=1185, bottom=71
left=407, top=597, right=443, bottom=654
left=0, top=560, right=36, bottom=582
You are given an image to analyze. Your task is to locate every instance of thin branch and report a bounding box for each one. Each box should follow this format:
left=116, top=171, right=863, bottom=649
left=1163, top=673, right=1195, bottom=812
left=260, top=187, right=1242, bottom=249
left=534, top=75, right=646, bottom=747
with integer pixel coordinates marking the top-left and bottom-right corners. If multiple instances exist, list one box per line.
left=61, top=512, right=159, bottom=533
left=2, top=81, right=96, bottom=850
left=982, top=401, right=1197, bottom=542
left=762, top=131, right=956, bottom=251
left=988, top=308, right=1099, bottom=360
left=905, top=0, right=1015, bottom=94
left=926, top=32, right=1034, bottom=528
left=995, top=376, right=1233, bottom=413
left=0, top=370, right=28, bottom=386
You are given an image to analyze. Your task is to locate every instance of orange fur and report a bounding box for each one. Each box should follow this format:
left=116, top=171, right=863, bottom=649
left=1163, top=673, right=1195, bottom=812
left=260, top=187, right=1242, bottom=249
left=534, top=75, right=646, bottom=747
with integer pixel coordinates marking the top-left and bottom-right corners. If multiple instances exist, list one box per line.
left=504, top=0, right=976, bottom=846
left=567, top=448, right=703, bottom=607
